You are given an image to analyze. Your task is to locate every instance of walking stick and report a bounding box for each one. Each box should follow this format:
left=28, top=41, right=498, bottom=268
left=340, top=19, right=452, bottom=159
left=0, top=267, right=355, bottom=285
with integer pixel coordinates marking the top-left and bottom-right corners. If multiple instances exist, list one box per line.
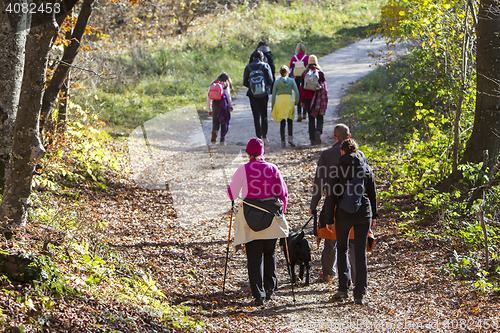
left=222, top=200, right=234, bottom=296
left=283, top=236, right=296, bottom=305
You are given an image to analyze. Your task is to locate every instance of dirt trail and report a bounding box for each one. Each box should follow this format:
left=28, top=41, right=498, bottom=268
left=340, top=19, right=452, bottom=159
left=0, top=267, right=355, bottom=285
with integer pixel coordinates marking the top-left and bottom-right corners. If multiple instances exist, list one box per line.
left=104, top=38, right=499, bottom=332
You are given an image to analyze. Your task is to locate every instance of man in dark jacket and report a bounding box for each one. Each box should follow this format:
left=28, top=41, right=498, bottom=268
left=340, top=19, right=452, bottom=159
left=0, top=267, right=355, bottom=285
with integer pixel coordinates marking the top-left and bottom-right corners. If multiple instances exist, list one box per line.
left=249, top=41, right=276, bottom=82
left=309, top=124, right=351, bottom=282
left=243, top=50, right=274, bottom=140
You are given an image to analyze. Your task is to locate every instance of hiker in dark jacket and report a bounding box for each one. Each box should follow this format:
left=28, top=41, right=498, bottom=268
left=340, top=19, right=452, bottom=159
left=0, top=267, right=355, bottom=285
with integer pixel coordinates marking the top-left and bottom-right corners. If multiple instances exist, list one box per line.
left=249, top=41, right=276, bottom=82
left=243, top=50, right=274, bottom=140
left=325, top=138, right=377, bottom=305
left=309, top=124, right=352, bottom=282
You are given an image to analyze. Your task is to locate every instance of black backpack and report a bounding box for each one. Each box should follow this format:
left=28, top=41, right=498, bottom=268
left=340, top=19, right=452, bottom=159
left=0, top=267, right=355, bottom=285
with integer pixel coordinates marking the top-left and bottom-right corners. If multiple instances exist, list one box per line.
left=243, top=198, right=283, bottom=231
left=338, top=165, right=366, bottom=214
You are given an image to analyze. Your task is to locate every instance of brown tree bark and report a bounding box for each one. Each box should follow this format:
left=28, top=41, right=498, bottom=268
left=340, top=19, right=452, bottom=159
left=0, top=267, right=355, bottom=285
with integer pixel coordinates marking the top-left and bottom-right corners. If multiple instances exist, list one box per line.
left=40, top=0, right=95, bottom=131
left=0, top=0, right=78, bottom=230
left=0, top=19, right=56, bottom=229
left=461, top=0, right=500, bottom=170
left=0, top=1, right=30, bottom=187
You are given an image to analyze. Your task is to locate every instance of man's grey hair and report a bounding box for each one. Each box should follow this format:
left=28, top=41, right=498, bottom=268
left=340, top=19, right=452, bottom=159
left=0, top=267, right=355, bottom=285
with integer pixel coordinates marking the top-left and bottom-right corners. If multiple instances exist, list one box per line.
left=334, top=124, right=350, bottom=142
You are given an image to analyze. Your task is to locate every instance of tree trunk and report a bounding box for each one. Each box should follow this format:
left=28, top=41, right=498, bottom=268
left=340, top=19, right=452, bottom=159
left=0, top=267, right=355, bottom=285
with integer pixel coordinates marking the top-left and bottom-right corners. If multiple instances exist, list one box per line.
left=40, top=0, right=94, bottom=131
left=0, top=1, right=30, bottom=187
left=0, top=15, right=58, bottom=229
left=461, top=0, right=500, bottom=169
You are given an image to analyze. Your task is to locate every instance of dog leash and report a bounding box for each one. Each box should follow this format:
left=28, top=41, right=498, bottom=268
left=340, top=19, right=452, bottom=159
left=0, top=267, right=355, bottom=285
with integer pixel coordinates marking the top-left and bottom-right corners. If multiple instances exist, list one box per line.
left=300, top=215, right=314, bottom=231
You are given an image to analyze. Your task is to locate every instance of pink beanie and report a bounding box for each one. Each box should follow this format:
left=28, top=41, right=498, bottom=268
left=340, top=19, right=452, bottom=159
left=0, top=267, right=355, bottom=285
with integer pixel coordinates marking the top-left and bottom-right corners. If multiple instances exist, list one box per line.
left=246, top=138, right=264, bottom=156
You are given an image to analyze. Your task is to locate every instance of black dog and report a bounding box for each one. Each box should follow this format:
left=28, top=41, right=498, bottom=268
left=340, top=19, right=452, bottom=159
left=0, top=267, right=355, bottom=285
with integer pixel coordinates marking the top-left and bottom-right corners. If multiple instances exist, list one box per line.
left=280, top=231, right=312, bottom=286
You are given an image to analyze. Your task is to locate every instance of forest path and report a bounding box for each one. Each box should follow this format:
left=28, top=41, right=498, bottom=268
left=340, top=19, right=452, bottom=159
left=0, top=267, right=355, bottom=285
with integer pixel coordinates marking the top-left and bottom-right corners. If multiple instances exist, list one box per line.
left=106, top=38, right=497, bottom=332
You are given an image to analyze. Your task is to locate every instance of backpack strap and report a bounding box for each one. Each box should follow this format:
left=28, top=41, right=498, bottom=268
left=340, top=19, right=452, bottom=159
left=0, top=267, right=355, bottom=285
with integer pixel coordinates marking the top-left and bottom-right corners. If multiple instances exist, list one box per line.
left=293, top=55, right=299, bottom=63
left=299, top=54, right=306, bottom=62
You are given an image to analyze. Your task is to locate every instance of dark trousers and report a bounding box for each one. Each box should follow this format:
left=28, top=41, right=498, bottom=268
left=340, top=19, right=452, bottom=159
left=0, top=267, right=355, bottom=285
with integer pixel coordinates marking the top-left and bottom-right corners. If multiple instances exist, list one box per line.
left=280, top=119, right=293, bottom=141
left=294, top=77, right=305, bottom=116
left=211, top=100, right=227, bottom=140
left=249, top=96, right=269, bottom=138
left=335, top=219, right=370, bottom=299
left=245, top=239, right=278, bottom=300
left=304, top=98, right=324, bottom=141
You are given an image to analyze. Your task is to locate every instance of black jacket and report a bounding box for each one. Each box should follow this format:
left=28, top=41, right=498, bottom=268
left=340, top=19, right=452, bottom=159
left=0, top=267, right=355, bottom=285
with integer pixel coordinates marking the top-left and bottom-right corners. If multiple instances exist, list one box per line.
left=310, top=141, right=342, bottom=210
left=324, top=152, right=378, bottom=224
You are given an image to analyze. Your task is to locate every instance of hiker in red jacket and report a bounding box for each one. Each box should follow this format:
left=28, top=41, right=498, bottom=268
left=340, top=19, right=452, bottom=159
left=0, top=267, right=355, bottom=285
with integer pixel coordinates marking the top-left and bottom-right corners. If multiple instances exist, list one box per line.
left=300, top=55, right=326, bottom=145
left=289, top=43, right=309, bottom=122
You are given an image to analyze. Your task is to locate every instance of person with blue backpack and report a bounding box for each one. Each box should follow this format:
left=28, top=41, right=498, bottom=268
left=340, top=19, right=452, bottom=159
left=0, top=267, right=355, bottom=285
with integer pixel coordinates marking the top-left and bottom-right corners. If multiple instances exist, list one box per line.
left=243, top=51, right=274, bottom=141
left=324, top=138, right=378, bottom=305
left=249, top=41, right=276, bottom=84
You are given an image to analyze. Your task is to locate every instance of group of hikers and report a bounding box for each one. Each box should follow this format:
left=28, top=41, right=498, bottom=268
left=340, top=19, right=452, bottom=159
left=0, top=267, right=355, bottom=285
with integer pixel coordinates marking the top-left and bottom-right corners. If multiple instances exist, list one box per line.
left=210, top=41, right=378, bottom=306
left=207, top=41, right=327, bottom=147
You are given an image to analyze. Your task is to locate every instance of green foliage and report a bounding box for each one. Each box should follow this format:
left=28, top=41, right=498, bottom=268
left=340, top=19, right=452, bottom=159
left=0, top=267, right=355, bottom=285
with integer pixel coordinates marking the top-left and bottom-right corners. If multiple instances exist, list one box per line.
left=341, top=0, right=500, bottom=296
left=75, top=0, right=383, bottom=135
left=452, top=221, right=500, bottom=251
left=447, top=250, right=480, bottom=280
left=35, top=120, right=128, bottom=193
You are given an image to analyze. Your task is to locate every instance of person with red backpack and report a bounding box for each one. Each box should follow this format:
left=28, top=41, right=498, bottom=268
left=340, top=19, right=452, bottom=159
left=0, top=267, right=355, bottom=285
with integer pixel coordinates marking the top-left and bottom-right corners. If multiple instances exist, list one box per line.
left=300, top=55, right=326, bottom=145
left=289, top=43, right=309, bottom=122
left=207, top=73, right=234, bottom=145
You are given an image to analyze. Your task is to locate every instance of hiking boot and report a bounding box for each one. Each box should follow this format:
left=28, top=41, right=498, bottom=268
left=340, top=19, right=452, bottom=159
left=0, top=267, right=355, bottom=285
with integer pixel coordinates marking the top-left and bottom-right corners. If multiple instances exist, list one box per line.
left=252, top=298, right=265, bottom=306
left=315, top=131, right=322, bottom=144
left=211, top=132, right=217, bottom=144
left=330, top=291, right=349, bottom=301
left=319, top=272, right=331, bottom=283
left=297, top=115, right=302, bottom=122
left=354, top=297, right=364, bottom=305
left=262, top=136, right=269, bottom=143
left=281, top=141, right=286, bottom=148
left=265, top=290, right=274, bottom=301
left=288, top=136, right=295, bottom=147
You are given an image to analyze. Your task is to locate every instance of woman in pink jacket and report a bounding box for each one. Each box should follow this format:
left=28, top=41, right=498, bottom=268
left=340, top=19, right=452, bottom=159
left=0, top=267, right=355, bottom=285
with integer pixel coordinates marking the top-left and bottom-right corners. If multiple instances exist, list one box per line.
left=227, top=138, right=288, bottom=306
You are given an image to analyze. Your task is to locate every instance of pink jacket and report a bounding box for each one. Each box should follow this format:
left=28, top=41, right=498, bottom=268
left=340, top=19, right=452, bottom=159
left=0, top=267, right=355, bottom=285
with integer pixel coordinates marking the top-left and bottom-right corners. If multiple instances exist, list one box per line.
left=227, top=158, right=288, bottom=212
